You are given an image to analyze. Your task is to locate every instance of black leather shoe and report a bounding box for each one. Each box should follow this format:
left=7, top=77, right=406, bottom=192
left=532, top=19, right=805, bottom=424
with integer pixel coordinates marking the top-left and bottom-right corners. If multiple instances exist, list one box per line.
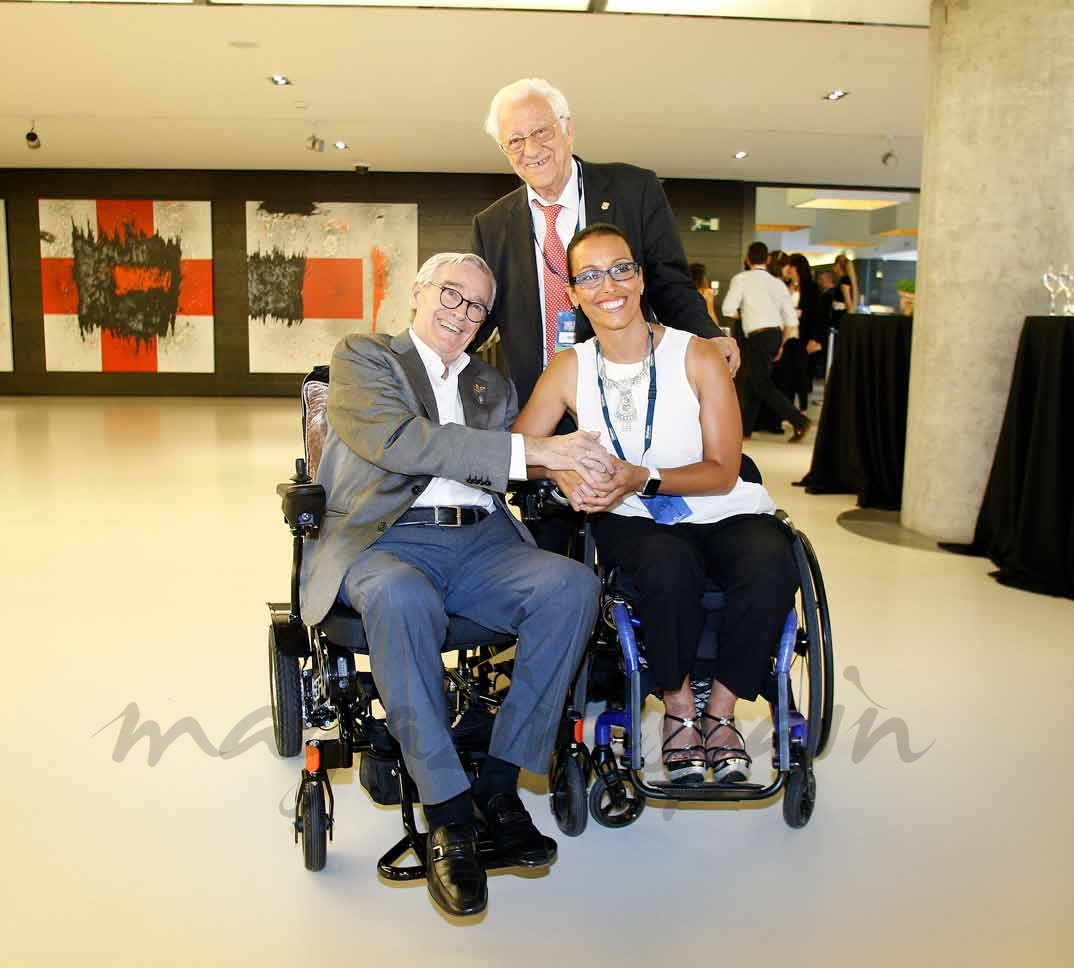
left=426, top=823, right=487, bottom=917
left=480, top=792, right=551, bottom=868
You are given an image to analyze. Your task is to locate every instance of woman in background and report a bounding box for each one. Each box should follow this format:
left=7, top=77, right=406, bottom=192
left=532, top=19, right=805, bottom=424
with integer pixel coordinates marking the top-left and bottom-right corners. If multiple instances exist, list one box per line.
left=689, top=262, right=720, bottom=326
left=832, top=252, right=858, bottom=328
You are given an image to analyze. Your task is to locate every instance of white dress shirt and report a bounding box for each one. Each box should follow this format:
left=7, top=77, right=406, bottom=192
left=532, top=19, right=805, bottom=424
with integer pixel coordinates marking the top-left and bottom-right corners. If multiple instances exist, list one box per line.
left=527, top=158, right=586, bottom=367
left=408, top=328, right=526, bottom=511
left=722, top=267, right=799, bottom=335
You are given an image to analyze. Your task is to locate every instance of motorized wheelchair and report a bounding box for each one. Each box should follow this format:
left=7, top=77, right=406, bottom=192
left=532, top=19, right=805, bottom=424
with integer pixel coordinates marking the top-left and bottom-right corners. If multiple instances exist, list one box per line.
left=267, top=366, right=555, bottom=876
left=529, top=457, right=835, bottom=835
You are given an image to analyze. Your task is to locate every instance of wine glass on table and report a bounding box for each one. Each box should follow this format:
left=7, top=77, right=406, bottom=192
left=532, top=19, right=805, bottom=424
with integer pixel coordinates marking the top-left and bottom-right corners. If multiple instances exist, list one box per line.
left=1043, top=266, right=1060, bottom=315
left=1058, top=265, right=1074, bottom=315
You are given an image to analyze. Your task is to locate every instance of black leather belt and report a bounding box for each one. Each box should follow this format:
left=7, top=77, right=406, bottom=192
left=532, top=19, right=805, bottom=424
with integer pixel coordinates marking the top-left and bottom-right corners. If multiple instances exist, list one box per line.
left=396, top=506, right=490, bottom=527
left=747, top=326, right=781, bottom=337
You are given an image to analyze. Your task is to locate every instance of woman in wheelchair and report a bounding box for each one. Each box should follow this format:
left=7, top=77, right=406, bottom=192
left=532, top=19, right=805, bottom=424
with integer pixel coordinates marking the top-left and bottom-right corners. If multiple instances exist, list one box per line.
left=513, top=223, right=800, bottom=785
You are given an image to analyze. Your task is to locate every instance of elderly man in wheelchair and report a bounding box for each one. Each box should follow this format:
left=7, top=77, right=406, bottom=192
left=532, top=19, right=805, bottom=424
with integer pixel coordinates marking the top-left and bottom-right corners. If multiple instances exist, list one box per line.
left=273, top=251, right=605, bottom=917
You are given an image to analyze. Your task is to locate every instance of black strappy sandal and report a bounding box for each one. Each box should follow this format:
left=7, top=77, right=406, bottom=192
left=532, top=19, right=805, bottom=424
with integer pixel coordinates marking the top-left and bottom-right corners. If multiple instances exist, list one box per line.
left=661, top=713, right=707, bottom=785
left=700, top=713, right=753, bottom=784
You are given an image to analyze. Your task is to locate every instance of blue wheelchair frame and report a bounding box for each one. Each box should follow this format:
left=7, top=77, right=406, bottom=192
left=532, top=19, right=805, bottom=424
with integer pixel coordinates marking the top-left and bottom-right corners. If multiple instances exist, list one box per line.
left=539, top=494, right=834, bottom=832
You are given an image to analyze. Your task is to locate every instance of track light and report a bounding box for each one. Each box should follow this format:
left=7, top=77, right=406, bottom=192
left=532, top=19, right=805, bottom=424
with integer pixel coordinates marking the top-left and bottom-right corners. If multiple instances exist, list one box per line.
left=305, top=134, right=325, bottom=153
left=26, top=122, right=41, bottom=150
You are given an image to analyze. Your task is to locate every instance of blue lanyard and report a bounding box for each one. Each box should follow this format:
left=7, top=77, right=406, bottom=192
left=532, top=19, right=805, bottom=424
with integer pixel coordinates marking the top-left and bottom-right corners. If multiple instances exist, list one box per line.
left=593, top=325, right=656, bottom=464
left=531, top=164, right=585, bottom=284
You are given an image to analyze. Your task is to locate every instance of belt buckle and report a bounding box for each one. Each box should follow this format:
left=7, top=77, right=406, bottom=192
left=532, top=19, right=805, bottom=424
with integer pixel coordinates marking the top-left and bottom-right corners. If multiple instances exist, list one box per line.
left=440, top=506, right=463, bottom=527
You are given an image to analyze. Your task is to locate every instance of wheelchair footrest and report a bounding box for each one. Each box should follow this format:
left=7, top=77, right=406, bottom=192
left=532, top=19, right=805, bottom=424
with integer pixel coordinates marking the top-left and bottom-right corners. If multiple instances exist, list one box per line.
left=377, top=831, right=558, bottom=882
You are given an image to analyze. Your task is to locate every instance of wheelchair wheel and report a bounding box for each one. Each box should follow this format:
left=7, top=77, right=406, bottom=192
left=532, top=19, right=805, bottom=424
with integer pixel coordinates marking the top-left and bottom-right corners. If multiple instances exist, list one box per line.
left=783, top=765, right=816, bottom=829
left=269, top=627, right=303, bottom=758
left=799, top=533, right=835, bottom=757
left=791, top=536, right=834, bottom=763
left=300, top=782, right=328, bottom=871
left=550, top=755, right=588, bottom=837
left=589, top=773, right=645, bottom=829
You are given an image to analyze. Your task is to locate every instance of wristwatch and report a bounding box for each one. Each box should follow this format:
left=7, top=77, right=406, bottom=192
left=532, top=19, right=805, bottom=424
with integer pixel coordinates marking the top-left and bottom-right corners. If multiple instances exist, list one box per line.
left=638, top=466, right=662, bottom=498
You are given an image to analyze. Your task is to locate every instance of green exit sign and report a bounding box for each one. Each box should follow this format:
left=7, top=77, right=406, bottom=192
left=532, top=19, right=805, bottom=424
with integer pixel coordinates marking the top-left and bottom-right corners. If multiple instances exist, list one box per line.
left=690, top=217, right=721, bottom=232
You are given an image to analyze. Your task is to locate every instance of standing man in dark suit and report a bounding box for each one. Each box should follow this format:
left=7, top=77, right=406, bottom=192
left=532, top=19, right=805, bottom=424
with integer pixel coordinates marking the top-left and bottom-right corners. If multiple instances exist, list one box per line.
left=470, top=76, right=740, bottom=529
left=301, top=251, right=605, bottom=916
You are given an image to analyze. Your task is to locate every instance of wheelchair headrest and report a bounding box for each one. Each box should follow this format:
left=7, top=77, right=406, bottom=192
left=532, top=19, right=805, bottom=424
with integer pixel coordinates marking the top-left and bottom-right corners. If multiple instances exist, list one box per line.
left=301, top=365, right=330, bottom=481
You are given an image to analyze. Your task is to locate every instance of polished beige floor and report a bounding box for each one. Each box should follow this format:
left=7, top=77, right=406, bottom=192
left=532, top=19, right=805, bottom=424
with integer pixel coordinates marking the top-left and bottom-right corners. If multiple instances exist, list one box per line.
left=2, top=395, right=1072, bottom=967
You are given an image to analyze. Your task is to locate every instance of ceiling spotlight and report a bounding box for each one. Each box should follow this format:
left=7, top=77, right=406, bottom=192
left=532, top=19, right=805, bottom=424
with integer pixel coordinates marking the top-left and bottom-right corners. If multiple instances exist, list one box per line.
left=305, top=134, right=325, bottom=153
left=824, top=89, right=850, bottom=101
left=881, top=150, right=899, bottom=168
left=25, top=123, right=41, bottom=150
left=269, top=74, right=291, bottom=86
left=733, top=150, right=749, bottom=160
left=334, top=141, right=348, bottom=151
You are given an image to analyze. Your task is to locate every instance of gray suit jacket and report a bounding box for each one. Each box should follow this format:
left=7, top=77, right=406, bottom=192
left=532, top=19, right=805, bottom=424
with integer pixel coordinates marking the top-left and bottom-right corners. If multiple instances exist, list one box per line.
left=300, top=329, right=533, bottom=626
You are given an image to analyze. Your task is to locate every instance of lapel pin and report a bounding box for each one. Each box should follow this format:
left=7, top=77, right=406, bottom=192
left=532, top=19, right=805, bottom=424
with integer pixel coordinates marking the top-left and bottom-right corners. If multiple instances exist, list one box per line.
left=472, top=380, right=488, bottom=405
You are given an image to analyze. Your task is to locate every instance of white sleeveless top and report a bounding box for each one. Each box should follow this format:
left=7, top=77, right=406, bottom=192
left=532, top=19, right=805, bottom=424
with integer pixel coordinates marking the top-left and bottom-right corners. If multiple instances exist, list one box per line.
left=573, top=327, right=775, bottom=523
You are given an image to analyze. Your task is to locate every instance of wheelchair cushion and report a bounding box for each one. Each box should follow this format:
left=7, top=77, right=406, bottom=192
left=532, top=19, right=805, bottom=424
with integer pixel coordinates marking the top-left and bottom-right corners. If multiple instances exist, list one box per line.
left=320, top=603, right=514, bottom=653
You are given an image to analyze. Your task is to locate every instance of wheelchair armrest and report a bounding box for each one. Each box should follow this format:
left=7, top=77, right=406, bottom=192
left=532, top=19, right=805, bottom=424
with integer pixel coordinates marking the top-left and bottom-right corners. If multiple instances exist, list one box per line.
left=277, top=481, right=326, bottom=535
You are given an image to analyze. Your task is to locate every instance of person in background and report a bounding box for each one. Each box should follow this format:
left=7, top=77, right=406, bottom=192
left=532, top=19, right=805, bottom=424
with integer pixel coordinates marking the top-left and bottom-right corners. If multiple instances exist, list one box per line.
left=690, top=262, right=721, bottom=327
left=815, top=270, right=836, bottom=378
left=832, top=252, right=858, bottom=328
left=723, top=242, right=811, bottom=442
left=781, top=254, right=823, bottom=412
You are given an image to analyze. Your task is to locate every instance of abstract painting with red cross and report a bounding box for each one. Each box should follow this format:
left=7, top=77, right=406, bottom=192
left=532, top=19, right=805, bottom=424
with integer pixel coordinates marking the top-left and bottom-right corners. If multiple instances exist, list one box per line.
left=39, top=199, right=215, bottom=373
left=246, top=201, right=416, bottom=373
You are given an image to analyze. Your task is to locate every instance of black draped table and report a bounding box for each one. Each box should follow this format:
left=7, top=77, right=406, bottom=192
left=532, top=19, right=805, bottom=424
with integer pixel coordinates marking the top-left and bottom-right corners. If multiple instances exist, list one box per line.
left=942, top=316, right=1074, bottom=599
left=796, top=313, right=913, bottom=510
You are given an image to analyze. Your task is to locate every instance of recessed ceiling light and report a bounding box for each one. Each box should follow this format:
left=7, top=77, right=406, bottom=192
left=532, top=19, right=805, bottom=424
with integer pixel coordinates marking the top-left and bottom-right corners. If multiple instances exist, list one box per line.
left=269, top=74, right=291, bottom=86
left=733, top=151, right=749, bottom=160
left=334, top=141, right=348, bottom=151
left=228, top=40, right=260, bottom=50
left=824, top=89, right=849, bottom=101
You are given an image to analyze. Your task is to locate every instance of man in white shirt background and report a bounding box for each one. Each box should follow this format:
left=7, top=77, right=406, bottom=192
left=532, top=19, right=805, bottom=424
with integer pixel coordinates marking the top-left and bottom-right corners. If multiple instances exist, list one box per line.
left=723, top=241, right=812, bottom=442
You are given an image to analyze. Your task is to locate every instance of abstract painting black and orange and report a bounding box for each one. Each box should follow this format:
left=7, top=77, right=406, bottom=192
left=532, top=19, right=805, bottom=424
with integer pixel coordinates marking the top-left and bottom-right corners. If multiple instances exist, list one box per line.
left=39, top=199, right=214, bottom=373
left=246, top=201, right=416, bottom=373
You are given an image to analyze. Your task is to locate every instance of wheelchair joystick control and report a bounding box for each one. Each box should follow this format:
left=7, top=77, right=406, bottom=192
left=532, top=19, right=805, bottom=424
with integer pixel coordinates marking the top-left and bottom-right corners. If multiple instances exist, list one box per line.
left=293, top=458, right=312, bottom=485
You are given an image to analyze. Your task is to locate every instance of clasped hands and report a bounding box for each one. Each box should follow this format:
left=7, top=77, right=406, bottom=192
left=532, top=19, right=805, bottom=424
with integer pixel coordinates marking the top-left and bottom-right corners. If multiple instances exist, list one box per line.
left=541, top=431, right=645, bottom=513
left=525, top=430, right=644, bottom=513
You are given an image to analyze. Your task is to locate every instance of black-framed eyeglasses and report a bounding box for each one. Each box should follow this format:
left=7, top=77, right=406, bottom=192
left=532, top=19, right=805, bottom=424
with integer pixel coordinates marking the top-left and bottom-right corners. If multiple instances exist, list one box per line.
left=570, top=261, right=640, bottom=290
left=500, top=118, right=566, bottom=157
left=430, top=283, right=489, bottom=324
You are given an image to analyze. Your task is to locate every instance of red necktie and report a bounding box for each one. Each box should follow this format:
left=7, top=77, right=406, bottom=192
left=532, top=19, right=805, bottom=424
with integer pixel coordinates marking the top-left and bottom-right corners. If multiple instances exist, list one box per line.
left=534, top=200, right=571, bottom=366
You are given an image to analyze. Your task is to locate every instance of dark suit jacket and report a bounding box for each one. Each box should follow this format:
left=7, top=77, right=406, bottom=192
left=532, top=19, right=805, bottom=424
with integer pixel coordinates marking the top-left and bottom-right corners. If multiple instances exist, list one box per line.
left=470, top=157, right=719, bottom=409
left=300, top=330, right=532, bottom=626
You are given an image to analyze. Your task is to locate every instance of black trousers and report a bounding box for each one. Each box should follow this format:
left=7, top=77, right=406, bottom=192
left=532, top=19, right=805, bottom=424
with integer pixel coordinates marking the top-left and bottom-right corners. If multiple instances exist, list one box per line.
left=589, top=513, right=799, bottom=701
left=737, top=328, right=807, bottom=436
left=775, top=336, right=811, bottom=412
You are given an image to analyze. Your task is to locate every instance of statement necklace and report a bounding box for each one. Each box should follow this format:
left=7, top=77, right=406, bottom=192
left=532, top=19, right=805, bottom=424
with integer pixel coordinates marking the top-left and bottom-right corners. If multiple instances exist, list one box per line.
left=597, top=354, right=651, bottom=430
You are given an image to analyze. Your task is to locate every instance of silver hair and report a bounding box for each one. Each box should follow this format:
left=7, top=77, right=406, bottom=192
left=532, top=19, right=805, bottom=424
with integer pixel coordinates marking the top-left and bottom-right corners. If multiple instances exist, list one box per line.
left=483, top=77, right=571, bottom=142
left=414, top=252, right=497, bottom=309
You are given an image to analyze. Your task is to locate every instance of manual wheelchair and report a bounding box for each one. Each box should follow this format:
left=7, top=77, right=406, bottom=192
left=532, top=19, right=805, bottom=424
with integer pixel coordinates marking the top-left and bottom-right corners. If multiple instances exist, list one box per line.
left=535, top=457, right=835, bottom=835
left=267, top=366, right=555, bottom=877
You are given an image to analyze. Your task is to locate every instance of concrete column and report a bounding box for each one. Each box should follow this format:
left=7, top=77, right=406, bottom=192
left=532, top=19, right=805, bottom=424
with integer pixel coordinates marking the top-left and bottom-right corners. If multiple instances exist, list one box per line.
left=901, top=0, right=1074, bottom=539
